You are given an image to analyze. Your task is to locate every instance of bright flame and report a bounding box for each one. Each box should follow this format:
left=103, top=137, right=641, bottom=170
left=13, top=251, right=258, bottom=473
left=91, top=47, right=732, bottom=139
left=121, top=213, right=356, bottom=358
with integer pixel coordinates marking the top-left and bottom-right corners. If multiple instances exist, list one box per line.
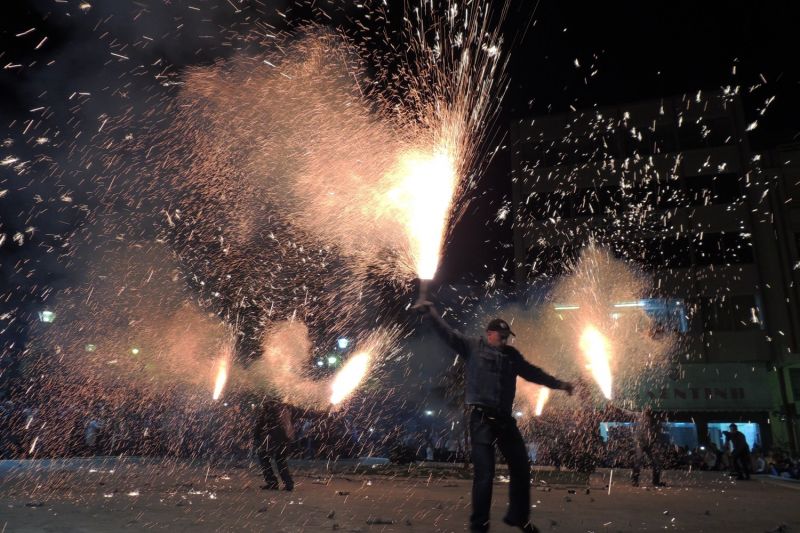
left=387, top=147, right=458, bottom=280
left=534, top=387, right=550, bottom=416
left=212, top=357, right=228, bottom=401
left=330, top=352, right=370, bottom=405
left=579, top=324, right=613, bottom=399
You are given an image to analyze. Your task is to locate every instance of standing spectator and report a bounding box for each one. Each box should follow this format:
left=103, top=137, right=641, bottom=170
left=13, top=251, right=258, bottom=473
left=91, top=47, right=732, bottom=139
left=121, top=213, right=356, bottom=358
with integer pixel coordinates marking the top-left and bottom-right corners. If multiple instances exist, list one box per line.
left=754, top=452, right=767, bottom=474
left=254, top=398, right=295, bottom=491
left=631, top=407, right=667, bottom=487
left=702, top=444, right=718, bottom=471
left=725, top=423, right=751, bottom=481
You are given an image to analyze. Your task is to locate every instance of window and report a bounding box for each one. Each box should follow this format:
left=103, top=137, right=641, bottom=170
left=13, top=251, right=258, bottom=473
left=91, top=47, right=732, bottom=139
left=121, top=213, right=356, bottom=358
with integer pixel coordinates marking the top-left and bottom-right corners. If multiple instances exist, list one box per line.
left=644, top=236, right=692, bottom=268
left=701, top=294, right=762, bottom=331
left=712, top=174, right=743, bottom=204
left=642, top=298, right=690, bottom=333
left=708, top=422, right=761, bottom=450
left=693, top=233, right=754, bottom=265
left=686, top=175, right=714, bottom=206
left=525, top=191, right=569, bottom=220
left=685, top=174, right=742, bottom=206
left=624, top=123, right=678, bottom=156
left=678, top=116, right=734, bottom=150
left=572, top=187, right=619, bottom=217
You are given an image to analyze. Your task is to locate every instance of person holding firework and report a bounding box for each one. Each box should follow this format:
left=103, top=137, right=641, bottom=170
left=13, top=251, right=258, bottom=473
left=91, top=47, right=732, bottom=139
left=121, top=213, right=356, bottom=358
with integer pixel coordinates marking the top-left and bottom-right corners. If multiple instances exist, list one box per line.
left=416, top=301, right=574, bottom=533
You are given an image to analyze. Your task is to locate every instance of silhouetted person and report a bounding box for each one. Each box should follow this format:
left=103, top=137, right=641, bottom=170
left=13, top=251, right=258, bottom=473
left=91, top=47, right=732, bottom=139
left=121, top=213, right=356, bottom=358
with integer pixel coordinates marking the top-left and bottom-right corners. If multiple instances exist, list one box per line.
left=417, top=301, right=574, bottom=533
left=725, top=423, right=751, bottom=480
left=254, top=398, right=294, bottom=491
left=631, top=406, right=667, bottom=487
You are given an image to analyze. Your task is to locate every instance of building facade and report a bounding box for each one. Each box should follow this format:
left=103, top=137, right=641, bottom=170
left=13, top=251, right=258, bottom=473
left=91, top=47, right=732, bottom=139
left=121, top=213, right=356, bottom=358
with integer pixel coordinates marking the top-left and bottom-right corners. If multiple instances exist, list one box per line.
left=511, top=91, right=800, bottom=452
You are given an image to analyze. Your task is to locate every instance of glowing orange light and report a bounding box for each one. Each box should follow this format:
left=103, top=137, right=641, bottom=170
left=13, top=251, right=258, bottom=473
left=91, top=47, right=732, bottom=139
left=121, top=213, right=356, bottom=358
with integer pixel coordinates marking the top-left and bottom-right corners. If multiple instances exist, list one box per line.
left=387, top=146, right=458, bottom=280
left=579, top=324, right=613, bottom=399
left=330, top=352, right=370, bottom=405
left=212, top=357, right=228, bottom=401
left=534, top=387, right=550, bottom=416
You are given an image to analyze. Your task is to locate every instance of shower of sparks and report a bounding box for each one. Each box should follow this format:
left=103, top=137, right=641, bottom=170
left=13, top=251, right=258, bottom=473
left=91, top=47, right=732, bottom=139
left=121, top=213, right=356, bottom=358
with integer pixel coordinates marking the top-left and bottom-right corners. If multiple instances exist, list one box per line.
left=579, top=324, right=613, bottom=399
left=330, top=352, right=371, bottom=405
left=533, top=386, right=550, bottom=416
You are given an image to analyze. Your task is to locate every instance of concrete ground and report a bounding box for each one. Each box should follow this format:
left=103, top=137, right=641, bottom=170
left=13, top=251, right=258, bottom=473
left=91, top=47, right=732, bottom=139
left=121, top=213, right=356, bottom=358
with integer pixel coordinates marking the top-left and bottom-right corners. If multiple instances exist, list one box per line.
left=0, top=458, right=797, bottom=532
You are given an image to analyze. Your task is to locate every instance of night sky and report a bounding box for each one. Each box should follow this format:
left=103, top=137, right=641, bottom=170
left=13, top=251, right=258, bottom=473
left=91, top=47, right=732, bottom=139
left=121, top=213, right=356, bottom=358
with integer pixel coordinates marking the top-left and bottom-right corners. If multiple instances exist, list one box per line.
left=1, top=0, right=797, bottom=304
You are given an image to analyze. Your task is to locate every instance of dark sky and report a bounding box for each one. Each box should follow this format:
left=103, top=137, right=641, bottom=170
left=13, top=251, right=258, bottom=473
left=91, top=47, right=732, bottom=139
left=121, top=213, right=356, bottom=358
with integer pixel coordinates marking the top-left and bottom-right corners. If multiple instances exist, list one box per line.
left=1, top=0, right=797, bottom=293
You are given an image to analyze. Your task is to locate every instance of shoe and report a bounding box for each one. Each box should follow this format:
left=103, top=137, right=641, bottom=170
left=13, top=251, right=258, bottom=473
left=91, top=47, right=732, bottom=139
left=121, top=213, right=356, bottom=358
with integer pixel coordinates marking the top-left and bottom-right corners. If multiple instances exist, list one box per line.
left=653, top=481, right=667, bottom=487
left=261, top=483, right=280, bottom=490
left=283, top=484, right=294, bottom=492
left=502, top=517, right=540, bottom=533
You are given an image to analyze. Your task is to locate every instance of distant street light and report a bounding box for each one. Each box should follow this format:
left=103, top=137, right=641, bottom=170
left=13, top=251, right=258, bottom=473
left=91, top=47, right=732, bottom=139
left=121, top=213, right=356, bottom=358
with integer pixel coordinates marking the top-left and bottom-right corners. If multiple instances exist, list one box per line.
left=85, top=344, right=97, bottom=352
left=337, top=338, right=349, bottom=350
left=38, top=310, right=56, bottom=323
left=424, top=410, right=434, bottom=416
left=327, top=355, right=339, bottom=366
left=131, top=347, right=140, bottom=355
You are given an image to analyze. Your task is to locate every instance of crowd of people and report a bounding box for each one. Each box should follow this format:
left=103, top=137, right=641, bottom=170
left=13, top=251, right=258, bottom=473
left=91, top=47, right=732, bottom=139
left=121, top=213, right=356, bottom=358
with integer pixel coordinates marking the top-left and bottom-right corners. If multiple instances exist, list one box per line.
left=2, top=388, right=800, bottom=484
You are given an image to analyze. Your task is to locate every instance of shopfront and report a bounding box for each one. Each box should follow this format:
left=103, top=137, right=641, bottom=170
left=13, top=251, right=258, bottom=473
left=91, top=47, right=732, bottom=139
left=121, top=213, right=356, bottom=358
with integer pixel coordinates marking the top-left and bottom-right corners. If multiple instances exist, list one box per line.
left=632, top=363, right=782, bottom=449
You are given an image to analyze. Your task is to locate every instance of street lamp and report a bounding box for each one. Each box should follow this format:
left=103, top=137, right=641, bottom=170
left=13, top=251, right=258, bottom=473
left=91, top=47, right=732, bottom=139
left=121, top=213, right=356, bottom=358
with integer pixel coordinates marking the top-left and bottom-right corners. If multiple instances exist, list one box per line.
left=424, top=410, right=434, bottom=416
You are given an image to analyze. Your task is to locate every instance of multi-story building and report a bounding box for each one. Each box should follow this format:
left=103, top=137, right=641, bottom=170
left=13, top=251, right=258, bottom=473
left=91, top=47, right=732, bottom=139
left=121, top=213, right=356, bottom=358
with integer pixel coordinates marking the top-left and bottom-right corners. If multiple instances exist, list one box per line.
left=510, top=90, right=799, bottom=452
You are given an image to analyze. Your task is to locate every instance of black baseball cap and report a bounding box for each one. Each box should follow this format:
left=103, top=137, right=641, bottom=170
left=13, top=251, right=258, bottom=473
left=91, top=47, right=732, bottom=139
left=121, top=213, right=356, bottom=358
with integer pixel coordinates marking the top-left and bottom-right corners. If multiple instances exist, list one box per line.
left=486, top=318, right=515, bottom=337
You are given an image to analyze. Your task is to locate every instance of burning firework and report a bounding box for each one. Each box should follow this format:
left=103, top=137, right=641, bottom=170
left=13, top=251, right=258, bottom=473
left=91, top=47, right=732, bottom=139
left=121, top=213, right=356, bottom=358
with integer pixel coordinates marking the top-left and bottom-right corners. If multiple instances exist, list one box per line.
left=579, top=324, right=613, bottom=399
left=212, top=357, right=228, bottom=401
left=330, top=352, right=371, bottom=405
left=534, top=386, right=551, bottom=416
left=387, top=146, right=458, bottom=280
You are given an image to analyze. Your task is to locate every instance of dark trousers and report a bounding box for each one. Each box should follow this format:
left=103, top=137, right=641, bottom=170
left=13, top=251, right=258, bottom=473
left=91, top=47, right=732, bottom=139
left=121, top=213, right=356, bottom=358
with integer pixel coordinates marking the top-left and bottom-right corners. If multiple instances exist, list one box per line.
left=731, top=451, right=751, bottom=480
left=631, top=443, right=661, bottom=485
left=256, top=434, right=294, bottom=488
left=469, top=408, right=531, bottom=532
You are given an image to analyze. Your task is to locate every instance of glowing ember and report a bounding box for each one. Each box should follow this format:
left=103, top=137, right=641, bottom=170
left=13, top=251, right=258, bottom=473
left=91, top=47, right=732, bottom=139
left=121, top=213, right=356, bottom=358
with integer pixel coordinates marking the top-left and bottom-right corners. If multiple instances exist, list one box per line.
left=330, top=352, right=370, bottom=405
left=579, top=324, right=613, bottom=399
left=387, top=146, right=458, bottom=280
left=534, top=387, right=550, bottom=416
left=212, top=358, right=228, bottom=401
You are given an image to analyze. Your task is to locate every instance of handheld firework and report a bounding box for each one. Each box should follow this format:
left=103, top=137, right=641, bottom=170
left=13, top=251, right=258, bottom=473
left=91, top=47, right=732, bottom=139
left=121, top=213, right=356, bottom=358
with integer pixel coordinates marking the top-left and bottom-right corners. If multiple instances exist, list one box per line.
left=579, top=324, right=613, bottom=400
left=414, top=278, right=431, bottom=308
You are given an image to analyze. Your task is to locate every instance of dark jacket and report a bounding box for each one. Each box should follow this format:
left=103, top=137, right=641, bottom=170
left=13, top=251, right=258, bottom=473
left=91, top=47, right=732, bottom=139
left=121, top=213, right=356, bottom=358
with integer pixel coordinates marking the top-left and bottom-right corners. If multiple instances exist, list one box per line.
left=254, top=399, right=295, bottom=445
left=635, top=410, right=666, bottom=448
left=726, top=429, right=750, bottom=454
left=426, top=308, right=568, bottom=415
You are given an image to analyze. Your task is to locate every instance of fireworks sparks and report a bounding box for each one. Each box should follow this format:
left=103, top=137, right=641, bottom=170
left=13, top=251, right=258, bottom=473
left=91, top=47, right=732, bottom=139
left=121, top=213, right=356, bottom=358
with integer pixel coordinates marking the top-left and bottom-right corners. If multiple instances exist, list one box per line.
left=387, top=146, right=458, bottom=280
left=534, top=386, right=550, bottom=416
left=330, top=352, right=371, bottom=406
left=579, top=325, right=613, bottom=400
left=211, top=358, right=228, bottom=401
